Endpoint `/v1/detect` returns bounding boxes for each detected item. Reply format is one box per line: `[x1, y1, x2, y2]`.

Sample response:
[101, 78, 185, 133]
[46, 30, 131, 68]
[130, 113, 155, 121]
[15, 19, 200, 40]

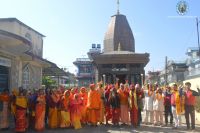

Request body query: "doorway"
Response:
[116, 74, 126, 85]
[0, 65, 9, 92]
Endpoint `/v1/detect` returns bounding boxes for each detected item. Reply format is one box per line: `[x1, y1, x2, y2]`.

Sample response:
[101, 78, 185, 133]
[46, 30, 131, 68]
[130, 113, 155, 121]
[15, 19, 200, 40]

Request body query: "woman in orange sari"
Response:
[118, 83, 129, 125]
[70, 94, 82, 129]
[59, 90, 71, 128]
[35, 89, 46, 131]
[79, 87, 88, 124]
[15, 89, 28, 133]
[0, 89, 10, 130]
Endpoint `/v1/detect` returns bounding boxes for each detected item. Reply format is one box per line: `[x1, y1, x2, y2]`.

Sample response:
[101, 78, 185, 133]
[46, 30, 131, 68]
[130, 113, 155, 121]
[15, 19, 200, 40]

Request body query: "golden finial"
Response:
[117, 0, 120, 14]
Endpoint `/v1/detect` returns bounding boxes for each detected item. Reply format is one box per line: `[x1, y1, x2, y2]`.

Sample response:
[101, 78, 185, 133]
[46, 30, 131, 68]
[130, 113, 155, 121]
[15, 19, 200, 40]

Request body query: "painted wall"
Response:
[183, 77, 200, 91]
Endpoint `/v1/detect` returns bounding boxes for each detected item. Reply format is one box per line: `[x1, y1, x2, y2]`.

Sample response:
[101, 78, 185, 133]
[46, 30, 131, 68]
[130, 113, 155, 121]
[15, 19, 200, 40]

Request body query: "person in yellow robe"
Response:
[59, 90, 71, 128]
[87, 84, 101, 126]
[171, 84, 185, 129]
[10, 88, 18, 122]
[48, 89, 60, 129]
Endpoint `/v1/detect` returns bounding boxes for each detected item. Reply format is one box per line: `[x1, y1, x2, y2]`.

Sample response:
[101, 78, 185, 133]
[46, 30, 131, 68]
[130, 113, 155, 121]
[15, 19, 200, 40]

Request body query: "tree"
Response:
[42, 76, 56, 89]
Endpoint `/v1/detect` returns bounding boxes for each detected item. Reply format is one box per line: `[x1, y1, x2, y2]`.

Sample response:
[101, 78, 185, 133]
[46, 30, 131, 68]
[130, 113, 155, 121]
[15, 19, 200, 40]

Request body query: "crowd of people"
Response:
[0, 81, 200, 132]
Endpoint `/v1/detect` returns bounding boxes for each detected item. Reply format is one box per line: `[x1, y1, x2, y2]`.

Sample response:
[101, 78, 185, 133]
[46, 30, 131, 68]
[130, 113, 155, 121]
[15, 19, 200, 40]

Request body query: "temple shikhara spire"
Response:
[117, 0, 120, 14]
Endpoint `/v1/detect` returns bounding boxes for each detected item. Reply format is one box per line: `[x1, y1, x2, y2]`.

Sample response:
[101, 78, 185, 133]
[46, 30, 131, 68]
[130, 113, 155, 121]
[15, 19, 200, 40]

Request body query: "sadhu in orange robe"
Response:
[87, 84, 101, 126]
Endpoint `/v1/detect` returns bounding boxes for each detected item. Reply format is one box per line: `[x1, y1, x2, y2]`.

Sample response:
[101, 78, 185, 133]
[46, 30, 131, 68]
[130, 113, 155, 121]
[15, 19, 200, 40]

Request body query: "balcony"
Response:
[0, 29, 31, 55]
[76, 73, 94, 78]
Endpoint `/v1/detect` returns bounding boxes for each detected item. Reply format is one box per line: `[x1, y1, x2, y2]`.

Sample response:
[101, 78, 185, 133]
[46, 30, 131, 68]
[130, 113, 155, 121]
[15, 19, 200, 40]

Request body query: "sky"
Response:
[0, 0, 200, 74]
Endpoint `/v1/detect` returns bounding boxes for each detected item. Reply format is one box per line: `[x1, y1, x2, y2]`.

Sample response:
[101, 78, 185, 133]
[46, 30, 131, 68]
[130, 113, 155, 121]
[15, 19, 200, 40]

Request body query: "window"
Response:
[22, 66, 30, 89]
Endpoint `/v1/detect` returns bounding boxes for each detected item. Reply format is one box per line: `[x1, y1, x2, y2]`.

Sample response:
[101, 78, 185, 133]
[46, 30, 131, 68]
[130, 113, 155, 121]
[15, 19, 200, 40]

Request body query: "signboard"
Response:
[0, 57, 11, 67]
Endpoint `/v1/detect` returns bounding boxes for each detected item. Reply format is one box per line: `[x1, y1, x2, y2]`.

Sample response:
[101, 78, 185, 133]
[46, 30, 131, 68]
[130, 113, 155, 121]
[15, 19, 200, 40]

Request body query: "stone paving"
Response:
[3, 114, 200, 133]
[3, 122, 200, 133]
[3, 124, 200, 133]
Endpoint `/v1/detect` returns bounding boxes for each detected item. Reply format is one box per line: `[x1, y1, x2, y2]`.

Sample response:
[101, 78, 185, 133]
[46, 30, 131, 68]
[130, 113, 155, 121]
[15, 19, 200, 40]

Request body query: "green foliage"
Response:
[195, 96, 200, 113]
[42, 76, 56, 89]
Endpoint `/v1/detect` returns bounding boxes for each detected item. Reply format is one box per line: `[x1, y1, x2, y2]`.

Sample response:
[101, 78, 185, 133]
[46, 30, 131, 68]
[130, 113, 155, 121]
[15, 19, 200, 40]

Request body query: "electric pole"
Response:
[165, 56, 168, 85]
[196, 17, 200, 58]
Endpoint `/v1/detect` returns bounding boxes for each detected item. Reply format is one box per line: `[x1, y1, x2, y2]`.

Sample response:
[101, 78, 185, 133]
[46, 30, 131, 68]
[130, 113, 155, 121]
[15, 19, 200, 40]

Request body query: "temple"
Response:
[90, 10, 150, 85]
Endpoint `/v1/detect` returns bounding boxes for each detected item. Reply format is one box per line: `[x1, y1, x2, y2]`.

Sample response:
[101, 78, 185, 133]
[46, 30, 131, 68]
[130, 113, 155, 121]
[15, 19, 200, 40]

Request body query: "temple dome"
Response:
[104, 14, 135, 53]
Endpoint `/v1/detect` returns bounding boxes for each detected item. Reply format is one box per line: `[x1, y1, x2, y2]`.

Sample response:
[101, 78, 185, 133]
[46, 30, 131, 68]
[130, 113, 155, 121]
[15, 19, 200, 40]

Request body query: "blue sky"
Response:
[0, 0, 200, 73]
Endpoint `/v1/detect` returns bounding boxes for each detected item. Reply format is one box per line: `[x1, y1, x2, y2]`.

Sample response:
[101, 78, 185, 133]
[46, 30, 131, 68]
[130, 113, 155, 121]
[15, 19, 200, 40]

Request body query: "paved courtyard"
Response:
[3, 123, 200, 133]
[4, 114, 200, 133]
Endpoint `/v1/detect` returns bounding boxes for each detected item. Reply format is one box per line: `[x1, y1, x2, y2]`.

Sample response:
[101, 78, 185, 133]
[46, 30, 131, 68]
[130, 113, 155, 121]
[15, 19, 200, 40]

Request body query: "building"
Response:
[146, 71, 161, 84]
[73, 43, 101, 87]
[149, 47, 200, 87]
[90, 11, 149, 85]
[73, 58, 95, 87]
[183, 47, 200, 89]
[0, 18, 66, 92]
[158, 60, 188, 86]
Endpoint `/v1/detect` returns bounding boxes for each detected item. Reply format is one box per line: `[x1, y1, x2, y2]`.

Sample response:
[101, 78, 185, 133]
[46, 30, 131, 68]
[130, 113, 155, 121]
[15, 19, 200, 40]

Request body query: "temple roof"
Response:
[104, 14, 135, 53]
[92, 52, 149, 66]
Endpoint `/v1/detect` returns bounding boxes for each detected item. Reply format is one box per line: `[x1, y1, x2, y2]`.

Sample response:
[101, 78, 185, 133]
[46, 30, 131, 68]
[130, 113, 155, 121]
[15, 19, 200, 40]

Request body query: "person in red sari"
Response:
[129, 84, 138, 128]
[104, 85, 112, 125]
[87, 84, 101, 126]
[0, 89, 10, 130]
[59, 90, 71, 128]
[15, 89, 28, 133]
[56, 89, 63, 129]
[136, 84, 144, 127]
[70, 94, 82, 129]
[69, 88, 77, 101]
[97, 82, 105, 125]
[79, 87, 88, 125]
[48, 89, 60, 129]
[109, 86, 120, 126]
[35, 89, 46, 131]
[27, 89, 37, 130]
